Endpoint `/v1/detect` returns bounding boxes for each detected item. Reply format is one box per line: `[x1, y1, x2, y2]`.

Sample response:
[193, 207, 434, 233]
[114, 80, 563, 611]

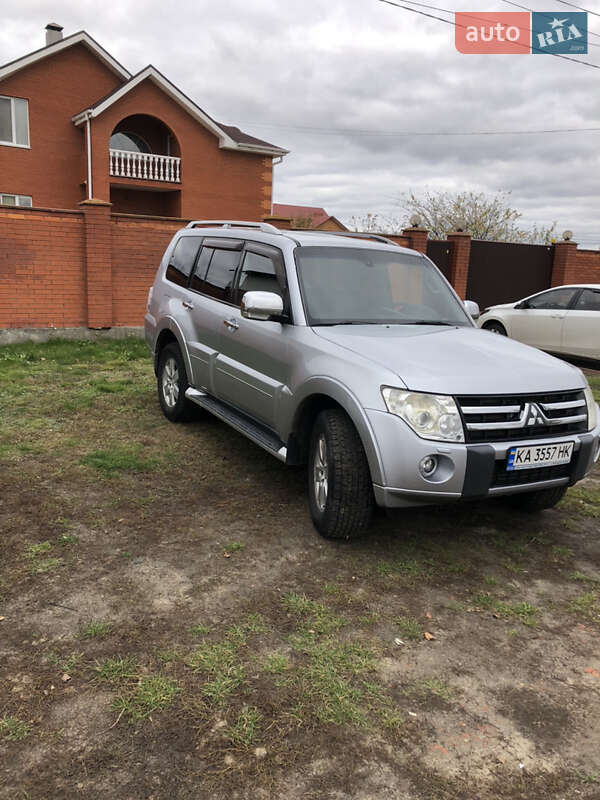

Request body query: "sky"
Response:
[2, 0, 599, 246]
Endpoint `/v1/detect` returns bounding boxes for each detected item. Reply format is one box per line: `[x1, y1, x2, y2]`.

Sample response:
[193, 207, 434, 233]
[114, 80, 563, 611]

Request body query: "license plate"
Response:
[507, 441, 574, 471]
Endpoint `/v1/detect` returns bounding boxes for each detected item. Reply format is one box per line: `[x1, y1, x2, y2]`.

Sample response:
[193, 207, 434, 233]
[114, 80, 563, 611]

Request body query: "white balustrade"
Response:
[109, 149, 181, 183]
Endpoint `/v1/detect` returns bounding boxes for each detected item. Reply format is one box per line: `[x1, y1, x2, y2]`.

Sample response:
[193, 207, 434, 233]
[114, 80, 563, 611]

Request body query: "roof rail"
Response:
[290, 229, 400, 246]
[185, 220, 282, 234]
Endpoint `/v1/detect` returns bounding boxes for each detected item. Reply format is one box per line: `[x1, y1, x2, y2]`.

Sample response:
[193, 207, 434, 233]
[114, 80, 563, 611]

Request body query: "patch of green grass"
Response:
[26, 541, 52, 558]
[89, 378, 135, 394]
[80, 446, 157, 475]
[471, 592, 538, 626]
[407, 678, 454, 703]
[571, 571, 600, 585]
[57, 533, 79, 546]
[95, 656, 138, 683]
[552, 545, 574, 560]
[228, 706, 261, 747]
[297, 640, 375, 727]
[263, 652, 290, 674]
[190, 623, 211, 636]
[80, 620, 112, 639]
[483, 576, 498, 586]
[25, 541, 61, 574]
[562, 486, 600, 518]
[0, 338, 148, 367]
[46, 651, 83, 673]
[394, 615, 422, 641]
[322, 582, 342, 596]
[569, 592, 600, 622]
[0, 716, 30, 741]
[282, 592, 345, 635]
[358, 611, 380, 626]
[375, 558, 427, 579]
[223, 541, 245, 555]
[112, 674, 181, 721]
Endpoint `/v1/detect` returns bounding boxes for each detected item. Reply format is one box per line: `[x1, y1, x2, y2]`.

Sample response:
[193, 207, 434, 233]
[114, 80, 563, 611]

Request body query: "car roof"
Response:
[179, 224, 420, 257]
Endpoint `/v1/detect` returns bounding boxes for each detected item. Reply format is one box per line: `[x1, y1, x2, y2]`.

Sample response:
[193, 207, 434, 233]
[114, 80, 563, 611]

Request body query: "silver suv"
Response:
[145, 221, 600, 539]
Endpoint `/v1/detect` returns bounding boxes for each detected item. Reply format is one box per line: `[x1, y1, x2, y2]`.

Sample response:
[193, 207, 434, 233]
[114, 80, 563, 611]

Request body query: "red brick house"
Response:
[273, 203, 348, 231]
[0, 24, 287, 218]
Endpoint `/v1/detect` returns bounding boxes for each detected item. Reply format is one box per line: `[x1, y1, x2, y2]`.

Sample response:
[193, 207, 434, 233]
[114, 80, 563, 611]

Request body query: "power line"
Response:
[499, 0, 600, 41]
[377, 0, 600, 68]
[555, 0, 600, 17]
[241, 121, 600, 136]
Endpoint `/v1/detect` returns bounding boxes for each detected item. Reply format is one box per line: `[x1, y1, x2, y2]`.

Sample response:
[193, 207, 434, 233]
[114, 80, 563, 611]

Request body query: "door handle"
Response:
[223, 318, 239, 331]
[550, 314, 563, 319]
[182, 299, 194, 310]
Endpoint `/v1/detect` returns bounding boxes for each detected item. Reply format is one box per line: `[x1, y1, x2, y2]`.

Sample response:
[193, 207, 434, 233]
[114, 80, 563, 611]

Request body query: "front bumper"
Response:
[366, 407, 600, 509]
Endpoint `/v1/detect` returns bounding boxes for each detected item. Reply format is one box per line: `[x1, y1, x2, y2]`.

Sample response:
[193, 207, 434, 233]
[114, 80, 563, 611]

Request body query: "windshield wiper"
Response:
[313, 321, 377, 326]
[402, 320, 460, 326]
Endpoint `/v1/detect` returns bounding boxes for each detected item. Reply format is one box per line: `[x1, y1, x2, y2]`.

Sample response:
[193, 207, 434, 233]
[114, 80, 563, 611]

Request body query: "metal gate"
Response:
[466, 240, 553, 311]
[426, 240, 451, 280]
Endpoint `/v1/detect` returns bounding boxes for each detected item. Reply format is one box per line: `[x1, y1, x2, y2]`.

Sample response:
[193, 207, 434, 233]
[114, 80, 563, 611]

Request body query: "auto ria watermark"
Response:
[455, 11, 588, 55]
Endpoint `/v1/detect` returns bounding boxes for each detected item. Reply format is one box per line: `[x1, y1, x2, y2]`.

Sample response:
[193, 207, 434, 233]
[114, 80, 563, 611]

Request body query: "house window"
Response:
[109, 131, 150, 153]
[1, 194, 32, 207]
[0, 96, 30, 147]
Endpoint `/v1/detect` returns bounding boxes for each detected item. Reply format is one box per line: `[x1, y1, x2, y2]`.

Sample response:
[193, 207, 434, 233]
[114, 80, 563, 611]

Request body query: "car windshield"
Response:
[294, 246, 471, 326]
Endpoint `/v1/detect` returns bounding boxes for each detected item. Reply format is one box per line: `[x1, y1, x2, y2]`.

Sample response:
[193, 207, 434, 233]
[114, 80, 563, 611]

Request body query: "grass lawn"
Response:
[1, 339, 599, 799]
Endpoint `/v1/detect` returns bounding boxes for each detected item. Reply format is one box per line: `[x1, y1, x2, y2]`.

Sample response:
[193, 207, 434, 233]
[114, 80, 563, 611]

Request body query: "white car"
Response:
[478, 284, 600, 362]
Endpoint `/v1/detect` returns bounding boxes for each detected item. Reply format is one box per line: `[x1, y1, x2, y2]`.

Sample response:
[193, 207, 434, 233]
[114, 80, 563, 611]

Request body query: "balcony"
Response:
[109, 149, 181, 183]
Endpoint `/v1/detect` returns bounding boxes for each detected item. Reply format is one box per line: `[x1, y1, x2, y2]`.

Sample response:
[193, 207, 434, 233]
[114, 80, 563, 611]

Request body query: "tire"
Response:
[308, 409, 374, 540]
[483, 321, 507, 336]
[157, 343, 196, 423]
[504, 485, 567, 512]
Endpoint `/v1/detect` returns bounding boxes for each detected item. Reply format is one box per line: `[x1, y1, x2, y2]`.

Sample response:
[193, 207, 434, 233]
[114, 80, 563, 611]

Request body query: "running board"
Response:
[185, 388, 287, 462]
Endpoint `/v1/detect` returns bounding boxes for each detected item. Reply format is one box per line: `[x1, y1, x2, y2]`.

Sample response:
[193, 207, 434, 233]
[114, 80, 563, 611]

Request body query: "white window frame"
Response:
[0, 95, 30, 148]
[1, 193, 32, 207]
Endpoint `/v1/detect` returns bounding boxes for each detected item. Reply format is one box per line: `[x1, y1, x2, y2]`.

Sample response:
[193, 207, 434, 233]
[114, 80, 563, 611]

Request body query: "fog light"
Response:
[419, 455, 438, 477]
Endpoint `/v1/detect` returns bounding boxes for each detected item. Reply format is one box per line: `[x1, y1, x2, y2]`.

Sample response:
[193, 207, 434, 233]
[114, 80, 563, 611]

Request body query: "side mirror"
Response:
[515, 300, 528, 310]
[464, 300, 480, 320]
[241, 291, 284, 321]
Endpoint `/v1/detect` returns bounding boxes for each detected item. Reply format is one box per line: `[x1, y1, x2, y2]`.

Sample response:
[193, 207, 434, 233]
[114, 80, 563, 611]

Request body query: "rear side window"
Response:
[574, 288, 600, 311]
[165, 237, 200, 287]
[192, 248, 241, 303]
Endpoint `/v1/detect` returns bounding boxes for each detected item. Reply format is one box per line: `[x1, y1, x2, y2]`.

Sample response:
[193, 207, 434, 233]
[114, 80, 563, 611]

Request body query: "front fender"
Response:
[285, 376, 387, 486]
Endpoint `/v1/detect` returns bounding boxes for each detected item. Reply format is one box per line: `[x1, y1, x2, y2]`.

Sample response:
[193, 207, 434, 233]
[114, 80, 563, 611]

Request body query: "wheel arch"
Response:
[285, 379, 386, 486]
[153, 319, 193, 381]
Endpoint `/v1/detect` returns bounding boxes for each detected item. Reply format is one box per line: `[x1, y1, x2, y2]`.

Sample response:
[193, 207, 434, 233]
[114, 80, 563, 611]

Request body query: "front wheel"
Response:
[308, 409, 374, 540]
[503, 485, 567, 512]
[483, 321, 507, 336]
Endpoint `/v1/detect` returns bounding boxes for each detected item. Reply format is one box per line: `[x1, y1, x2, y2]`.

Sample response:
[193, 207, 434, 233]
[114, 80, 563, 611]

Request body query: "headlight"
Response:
[381, 388, 464, 442]
[584, 385, 598, 431]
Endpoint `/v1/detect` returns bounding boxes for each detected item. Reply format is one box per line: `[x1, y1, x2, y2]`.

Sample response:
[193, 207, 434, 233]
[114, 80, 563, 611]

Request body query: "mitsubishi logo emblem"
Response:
[524, 402, 545, 426]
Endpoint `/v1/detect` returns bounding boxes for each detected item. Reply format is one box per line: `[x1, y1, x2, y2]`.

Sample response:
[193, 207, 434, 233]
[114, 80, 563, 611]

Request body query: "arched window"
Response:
[109, 131, 151, 153]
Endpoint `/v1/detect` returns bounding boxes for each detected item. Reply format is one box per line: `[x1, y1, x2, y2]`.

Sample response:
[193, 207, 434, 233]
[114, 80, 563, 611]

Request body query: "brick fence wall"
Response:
[1, 206, 599, 330]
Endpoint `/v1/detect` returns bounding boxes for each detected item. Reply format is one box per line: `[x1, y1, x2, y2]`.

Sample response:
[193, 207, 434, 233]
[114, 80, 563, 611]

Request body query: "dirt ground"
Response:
[1, 339, 599, 800]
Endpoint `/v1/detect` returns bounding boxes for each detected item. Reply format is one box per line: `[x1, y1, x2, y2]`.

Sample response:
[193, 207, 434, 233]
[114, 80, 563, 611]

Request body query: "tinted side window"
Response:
[165, 237, 200, 287]
[195, 248, 240, 303]
[190, 247, 214, 293]
[237, 252, 282, 299]
[527, 288, 577, 310]
[574, 289, 600, 311]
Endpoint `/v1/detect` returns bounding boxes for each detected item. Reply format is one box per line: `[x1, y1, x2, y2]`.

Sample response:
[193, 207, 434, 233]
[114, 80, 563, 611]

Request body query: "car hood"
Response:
[483, 301, 515, 312]
[313, 325, 585, 395]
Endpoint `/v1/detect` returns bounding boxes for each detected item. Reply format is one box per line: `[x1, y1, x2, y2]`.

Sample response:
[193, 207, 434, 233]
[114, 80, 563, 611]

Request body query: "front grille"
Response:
[456, 390, 587, 444]
[492, 461, 571, 488]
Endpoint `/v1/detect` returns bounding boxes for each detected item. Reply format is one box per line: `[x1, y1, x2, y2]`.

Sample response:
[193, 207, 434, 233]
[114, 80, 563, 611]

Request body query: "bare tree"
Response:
[350, 213, 403, 234]
[398, 190, 556, 243]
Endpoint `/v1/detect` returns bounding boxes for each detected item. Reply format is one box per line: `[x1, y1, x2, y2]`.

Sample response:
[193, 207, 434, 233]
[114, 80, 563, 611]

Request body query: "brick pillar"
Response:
[401, 226, 428, 253]
[551, 239, 578, 287]
[447, 231, 471, 299]
[80, 199, 113, 329]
